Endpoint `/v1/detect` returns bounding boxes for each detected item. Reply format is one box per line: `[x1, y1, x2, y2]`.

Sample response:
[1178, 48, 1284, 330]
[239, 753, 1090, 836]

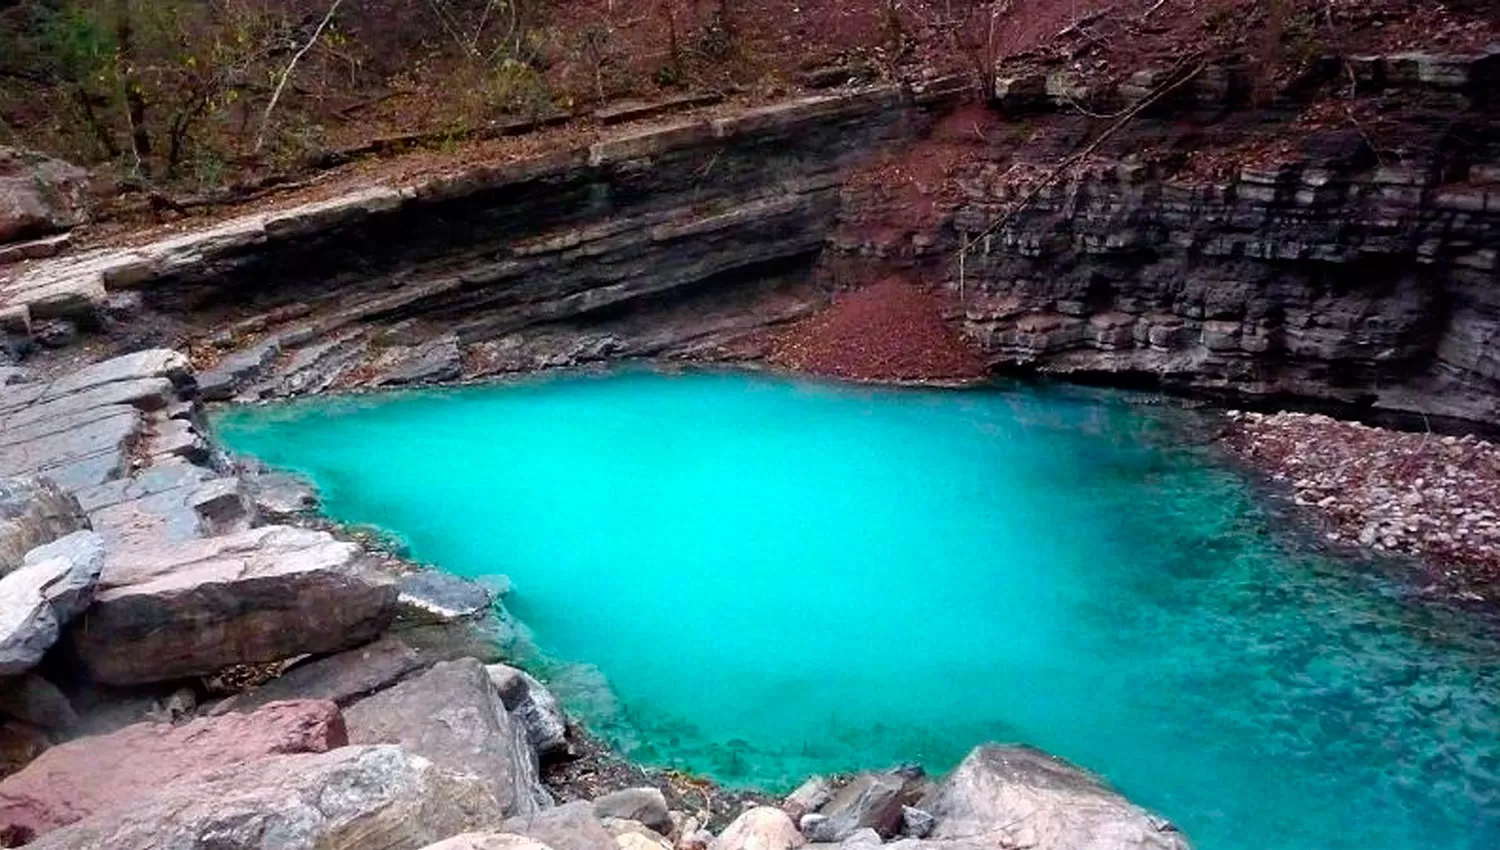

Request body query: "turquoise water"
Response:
[215, 370, 1500, 850]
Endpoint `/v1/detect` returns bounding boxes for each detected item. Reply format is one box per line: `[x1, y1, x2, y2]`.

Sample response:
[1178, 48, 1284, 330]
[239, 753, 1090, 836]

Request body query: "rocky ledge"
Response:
[0, 347, 1194, 850]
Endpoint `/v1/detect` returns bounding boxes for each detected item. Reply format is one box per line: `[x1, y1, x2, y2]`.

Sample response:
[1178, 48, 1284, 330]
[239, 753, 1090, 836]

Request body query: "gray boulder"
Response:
[504, 800, 617, 850]
[345, 658, 550, 817]
[0, 148, 88, 245]
[398, 570, 495, 625]
[801, 770, 917, 842]
[69, 525, 398, 684]
[0, 530, 104, 675]
[921, 745, 1191, 850]
[594, 787, 672, 835]
[487, 662, 571, 758]
[0, 477, 86, 576]
[25, 744, 504, 850]
[784, 776, 833, 821]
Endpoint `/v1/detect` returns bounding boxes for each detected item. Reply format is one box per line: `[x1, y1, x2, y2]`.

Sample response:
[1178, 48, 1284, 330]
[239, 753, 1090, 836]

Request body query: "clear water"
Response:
[214, 370, 1500, 850]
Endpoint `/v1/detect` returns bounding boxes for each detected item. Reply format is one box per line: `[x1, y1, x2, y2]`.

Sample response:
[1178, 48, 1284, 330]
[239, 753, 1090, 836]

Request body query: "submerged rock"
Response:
[921, 745, 1190, 849]
[345, 658, 550, 816]
[24, 744, 503, 850]
[398, 570, 496, 625]
[0, 699, 346, 841]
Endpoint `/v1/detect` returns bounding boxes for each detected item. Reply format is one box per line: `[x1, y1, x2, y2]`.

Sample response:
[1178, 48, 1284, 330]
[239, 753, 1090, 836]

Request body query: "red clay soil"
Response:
[769, 278, 987, 382]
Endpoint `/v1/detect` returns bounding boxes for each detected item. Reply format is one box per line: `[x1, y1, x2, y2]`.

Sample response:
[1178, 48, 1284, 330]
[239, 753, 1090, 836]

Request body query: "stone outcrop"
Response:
[0, 149, 88, 246]
[345, 658, 550, 817]
[70, 524, 398, 684]
[0, 699, 346, 841]
[24, 744, 505, 850]
[919, 745, 1188, 850]
[592, 788, 672, 836]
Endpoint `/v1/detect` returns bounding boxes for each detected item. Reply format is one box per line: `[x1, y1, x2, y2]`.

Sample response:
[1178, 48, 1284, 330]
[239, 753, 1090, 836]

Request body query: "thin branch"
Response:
[957, 57, 1207, 266]
[254, 0, 345, 153]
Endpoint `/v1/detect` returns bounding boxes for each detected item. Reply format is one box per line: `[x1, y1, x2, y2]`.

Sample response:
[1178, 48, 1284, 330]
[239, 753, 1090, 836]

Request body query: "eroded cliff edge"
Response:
[3, 48, 1500, 428]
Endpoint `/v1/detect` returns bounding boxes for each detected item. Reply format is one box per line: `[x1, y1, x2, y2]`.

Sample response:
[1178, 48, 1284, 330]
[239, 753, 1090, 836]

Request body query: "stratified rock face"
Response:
[345, 658, 549, 817]
[0, 148, 88, 245]
[709, 807, 806, 850]
[0, 477, 86, 575]
[920, 745, 1190, 850]
[23, 744, 504, 850]
[68, 525, 398, 685]
[0, 699, 346, 841]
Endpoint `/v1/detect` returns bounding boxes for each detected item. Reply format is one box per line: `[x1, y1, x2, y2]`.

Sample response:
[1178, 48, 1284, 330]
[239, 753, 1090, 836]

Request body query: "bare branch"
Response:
[254, 0, 345, 153]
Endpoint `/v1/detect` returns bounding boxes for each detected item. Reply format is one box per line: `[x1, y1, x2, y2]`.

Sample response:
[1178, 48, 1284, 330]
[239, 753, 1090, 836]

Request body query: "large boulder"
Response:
[0, 699, 346, 840]
[345, 657, 550, 817]
[503, 800, 617, 850]
[593, 787, 672, 835]
[800, 771, 916, 842]
[710, 807, 805, 850]
[487, 662, 570, 758]
[920, 745, 1191, 850]
[0, 477, 85, 576]
[24, 744, 504, 850]
[68, 525, 398, 684]
[0, 149, 88, 245]
[0, 530, 104, 675]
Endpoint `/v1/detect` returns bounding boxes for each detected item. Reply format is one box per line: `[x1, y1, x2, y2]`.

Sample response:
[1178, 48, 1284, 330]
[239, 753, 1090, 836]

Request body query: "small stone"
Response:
[595, 788, 673, 836]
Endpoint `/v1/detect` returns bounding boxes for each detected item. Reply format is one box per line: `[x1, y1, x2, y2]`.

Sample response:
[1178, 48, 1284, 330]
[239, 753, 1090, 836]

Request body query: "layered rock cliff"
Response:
[829, 50, 1500, 427]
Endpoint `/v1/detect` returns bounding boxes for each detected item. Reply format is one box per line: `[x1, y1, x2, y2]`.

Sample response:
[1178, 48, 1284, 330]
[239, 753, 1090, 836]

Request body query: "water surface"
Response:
[215, 370, 1500, 850]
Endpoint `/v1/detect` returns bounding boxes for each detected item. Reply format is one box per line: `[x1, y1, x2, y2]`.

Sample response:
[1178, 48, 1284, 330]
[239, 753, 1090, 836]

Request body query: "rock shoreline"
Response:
[0, 348, 1195, 850]
[1221, 410, 1500, 601]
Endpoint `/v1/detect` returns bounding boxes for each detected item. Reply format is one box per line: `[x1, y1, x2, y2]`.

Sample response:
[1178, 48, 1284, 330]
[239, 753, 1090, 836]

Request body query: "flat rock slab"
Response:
[39, 349, 189, 400]
[69, 525, 398, 685]
[0, 411, 141, 479]
[24, 744, 505, 850]
[345, 658, 548, 817]
[0, 699, 345, 840]
[921, 745, 1191, 850]
[1, 377, 173, 430]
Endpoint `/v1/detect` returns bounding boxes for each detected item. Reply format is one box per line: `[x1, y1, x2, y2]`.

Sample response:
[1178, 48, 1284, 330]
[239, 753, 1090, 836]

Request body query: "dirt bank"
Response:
[767, 279, 987, 382]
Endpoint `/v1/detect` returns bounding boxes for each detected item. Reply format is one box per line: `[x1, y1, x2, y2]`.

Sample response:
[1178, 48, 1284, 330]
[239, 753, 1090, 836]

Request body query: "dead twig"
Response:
[956, 56, 1208, 275]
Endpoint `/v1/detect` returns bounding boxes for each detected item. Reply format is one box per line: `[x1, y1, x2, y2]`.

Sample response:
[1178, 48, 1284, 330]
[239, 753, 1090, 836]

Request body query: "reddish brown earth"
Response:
[0, 700, 346, 844]
[768, 278, 987, 382]
[1223, 411, 1500, 598]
